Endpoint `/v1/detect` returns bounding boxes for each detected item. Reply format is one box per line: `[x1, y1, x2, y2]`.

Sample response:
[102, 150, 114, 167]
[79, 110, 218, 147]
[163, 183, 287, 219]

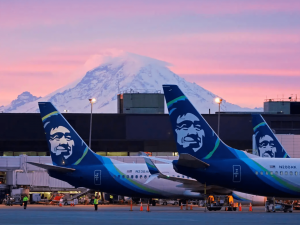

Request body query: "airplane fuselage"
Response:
[174, 152, 300, 199]
[50, 161, 204, 199]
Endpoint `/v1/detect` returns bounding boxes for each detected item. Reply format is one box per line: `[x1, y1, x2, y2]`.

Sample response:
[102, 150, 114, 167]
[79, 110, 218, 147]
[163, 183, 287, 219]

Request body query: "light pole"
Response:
[214, 97, 223, 137]
[89, 98, 96, 148]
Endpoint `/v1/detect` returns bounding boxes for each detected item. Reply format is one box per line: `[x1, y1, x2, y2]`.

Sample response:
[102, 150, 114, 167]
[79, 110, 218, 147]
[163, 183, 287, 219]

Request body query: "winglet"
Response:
[139, 152, 161, 175]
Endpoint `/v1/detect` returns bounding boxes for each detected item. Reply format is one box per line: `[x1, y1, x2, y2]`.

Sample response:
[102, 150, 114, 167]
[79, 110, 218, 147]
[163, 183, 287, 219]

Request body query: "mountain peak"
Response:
[4, 91, 41, 112]
[3, 52, 262, 113]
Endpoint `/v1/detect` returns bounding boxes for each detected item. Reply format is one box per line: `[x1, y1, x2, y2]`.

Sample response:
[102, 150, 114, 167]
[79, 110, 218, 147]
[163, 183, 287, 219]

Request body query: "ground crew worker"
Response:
[23, 195, 29, 209]
[94, 196, 99, 211]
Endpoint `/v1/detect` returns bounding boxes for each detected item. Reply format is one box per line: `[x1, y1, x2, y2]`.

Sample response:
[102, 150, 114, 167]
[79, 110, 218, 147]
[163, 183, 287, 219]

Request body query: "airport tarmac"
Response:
[1, 205, 300, 225]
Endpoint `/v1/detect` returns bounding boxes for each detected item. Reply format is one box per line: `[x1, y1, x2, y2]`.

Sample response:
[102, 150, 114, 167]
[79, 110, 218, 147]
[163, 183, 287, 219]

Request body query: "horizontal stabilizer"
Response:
[177, 153, 210, 169]
[27, 162, 75, 173]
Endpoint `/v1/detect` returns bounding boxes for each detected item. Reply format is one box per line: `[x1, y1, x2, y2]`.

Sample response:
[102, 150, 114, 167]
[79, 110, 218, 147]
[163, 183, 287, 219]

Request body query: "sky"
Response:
[0, 0, 300, 108]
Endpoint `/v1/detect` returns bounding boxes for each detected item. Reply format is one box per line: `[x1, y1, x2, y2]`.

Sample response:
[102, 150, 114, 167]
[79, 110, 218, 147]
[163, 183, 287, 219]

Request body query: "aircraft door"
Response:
[233, 165, 241, 182]
[94, 170, 101, 185]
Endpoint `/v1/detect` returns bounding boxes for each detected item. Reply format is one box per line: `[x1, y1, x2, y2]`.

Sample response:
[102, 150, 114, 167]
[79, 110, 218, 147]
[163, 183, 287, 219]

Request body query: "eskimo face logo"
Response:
[258, 135, 276, 158]
[49, 126, 74, 159]
[175, 113, 205, 152]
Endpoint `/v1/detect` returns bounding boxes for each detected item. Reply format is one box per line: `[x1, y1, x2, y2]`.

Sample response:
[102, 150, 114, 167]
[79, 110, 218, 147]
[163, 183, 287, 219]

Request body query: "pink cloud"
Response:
[1, 0, 300, 28]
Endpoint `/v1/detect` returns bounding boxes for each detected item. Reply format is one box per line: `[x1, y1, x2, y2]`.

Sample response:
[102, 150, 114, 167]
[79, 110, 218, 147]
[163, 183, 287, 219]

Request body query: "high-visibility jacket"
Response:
[23, 196, 29, 202]
[94, 199, 98, 204]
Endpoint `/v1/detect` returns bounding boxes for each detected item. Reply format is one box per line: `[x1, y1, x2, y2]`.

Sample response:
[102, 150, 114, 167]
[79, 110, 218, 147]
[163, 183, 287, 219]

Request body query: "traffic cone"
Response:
[140, 202, 143, 211]
[249, 203, 252, 212]
[59, 203, 62, 207]
[239, 203, 242, 211]
[180, 203, 183, 210]
[147, 203, 150, 212]
[129, 200, 133, 211]
[225, 207, 228, 211]
[190, 205, 193, 210]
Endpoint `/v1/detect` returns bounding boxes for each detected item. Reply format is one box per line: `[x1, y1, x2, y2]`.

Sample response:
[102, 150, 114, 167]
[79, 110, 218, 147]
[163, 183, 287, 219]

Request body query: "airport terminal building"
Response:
[1, 112, 300, 157]
[0, 93, 300, 202]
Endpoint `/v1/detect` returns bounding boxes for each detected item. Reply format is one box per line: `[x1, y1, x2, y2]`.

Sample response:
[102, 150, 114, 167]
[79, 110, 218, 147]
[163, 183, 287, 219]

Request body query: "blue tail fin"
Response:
[252, 114, 290, 158]
[38, 102, 100, 166]
[163, 85, 236, 160]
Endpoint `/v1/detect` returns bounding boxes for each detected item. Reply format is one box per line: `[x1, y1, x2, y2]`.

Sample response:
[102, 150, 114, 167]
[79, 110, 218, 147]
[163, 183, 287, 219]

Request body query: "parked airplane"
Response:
[162, 85, 300, 204]
[31, 102, 229, 203]
[141, 152, 266, 206]
[252, 114, 290, 158]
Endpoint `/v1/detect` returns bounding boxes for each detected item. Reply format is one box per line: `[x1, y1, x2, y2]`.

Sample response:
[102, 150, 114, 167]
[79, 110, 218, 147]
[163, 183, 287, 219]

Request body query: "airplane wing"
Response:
[140, 152, 231, 194]
[140, 152, 199, 185]
[27, 162, 76, 173]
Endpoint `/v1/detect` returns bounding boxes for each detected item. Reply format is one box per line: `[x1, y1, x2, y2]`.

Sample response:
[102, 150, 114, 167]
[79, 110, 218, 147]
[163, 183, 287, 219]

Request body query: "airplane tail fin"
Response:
[252, 114, 290, 158]
[162, 85, 236, 160]
[38, 102, 101, 167]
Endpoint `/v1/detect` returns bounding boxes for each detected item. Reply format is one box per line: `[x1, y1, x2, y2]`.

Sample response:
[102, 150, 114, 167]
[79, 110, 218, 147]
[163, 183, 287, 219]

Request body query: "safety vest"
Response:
[23, 196, 29, 202]
[94, 199, 98, 204]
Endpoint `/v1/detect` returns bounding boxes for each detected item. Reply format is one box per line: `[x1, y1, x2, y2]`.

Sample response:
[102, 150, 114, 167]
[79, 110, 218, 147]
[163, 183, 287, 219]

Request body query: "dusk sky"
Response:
[0, 0, 299, 108]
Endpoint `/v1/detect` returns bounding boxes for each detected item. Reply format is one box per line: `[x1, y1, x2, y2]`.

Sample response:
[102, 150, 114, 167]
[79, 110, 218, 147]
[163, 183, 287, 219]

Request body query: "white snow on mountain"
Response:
[2, 92, 41, 112]
[2, 52, 262, 114]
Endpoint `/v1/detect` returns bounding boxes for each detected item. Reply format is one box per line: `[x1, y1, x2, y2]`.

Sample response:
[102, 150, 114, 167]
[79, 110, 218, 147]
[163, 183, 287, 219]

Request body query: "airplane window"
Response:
[290, 171, 293, 175]
[270, 172, 273, 175]
[255, 171, 258, 175]
[118, 175, 120, 178]
[275, 171, 278, 175]
[260, 171, 263, 175]
[122, 175, 125, 178]
[187, 177, 189, 179]
[144, 175, 147, 179]
[127, 175, 129, 178]
[280, 171, 283, 175]
[182, 176, 185, 178]
[135, 175, 138, 179]
[265, 171, 268, 175]
[285, 171, 288, 175]
[177, 175, 180, 178]
[140, 175, 143, 179]
[131, 175, 134, 179]
[295, 172, 298, 175]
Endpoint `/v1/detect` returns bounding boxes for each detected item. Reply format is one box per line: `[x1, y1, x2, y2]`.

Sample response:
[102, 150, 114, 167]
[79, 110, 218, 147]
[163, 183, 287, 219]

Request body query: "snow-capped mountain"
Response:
[2, 91, 41, 112]
[2, 52, 262, 114]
